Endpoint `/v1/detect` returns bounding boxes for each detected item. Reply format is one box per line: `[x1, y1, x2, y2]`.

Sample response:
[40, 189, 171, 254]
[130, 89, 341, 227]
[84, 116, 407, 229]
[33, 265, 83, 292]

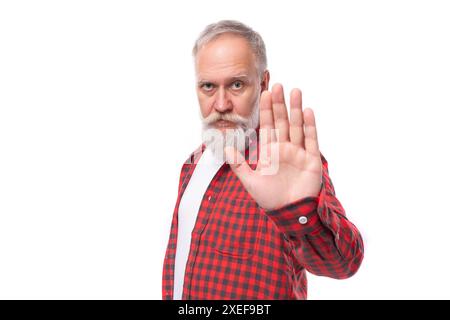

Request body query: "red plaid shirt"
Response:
[162, 138, 364, 300]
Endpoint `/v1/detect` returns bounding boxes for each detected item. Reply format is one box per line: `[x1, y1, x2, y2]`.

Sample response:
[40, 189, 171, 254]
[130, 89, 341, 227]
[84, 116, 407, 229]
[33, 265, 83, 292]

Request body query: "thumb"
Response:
[224, 146, 254, 186]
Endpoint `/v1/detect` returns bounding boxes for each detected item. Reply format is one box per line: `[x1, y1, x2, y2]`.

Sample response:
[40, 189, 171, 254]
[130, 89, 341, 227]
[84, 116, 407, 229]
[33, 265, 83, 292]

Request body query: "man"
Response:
[162, 20, 364, 300]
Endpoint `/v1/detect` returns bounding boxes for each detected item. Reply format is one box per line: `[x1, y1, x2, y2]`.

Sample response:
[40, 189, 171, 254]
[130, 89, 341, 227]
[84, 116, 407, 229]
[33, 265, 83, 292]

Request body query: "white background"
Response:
[1, 0, 449, 299]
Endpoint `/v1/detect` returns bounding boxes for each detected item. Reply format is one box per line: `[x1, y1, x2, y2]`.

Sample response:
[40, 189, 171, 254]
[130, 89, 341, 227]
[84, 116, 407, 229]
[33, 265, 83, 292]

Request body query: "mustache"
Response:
[202, 112, 249, 127]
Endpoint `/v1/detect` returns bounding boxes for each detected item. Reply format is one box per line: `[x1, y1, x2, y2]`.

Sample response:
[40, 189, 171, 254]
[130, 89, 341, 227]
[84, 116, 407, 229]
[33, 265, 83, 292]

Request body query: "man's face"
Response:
[195, 34, 264, 132]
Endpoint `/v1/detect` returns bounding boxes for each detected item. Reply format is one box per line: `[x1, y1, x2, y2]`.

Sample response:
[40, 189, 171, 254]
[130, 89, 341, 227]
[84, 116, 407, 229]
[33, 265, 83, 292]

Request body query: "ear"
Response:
[260, 70, 270, 92]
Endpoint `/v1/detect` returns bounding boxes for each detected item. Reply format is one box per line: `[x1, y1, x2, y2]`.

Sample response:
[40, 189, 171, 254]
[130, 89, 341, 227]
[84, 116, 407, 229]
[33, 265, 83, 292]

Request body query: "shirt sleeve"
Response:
[262, 154, 364, 279]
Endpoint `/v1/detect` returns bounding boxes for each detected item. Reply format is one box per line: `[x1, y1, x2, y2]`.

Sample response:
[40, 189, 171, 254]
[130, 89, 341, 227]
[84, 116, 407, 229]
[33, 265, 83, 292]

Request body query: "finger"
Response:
[303, 108, 320, 155]
[271, 83, 290, 142]
[224, 146, 255, 189]
[259, 90, 276, 143]
[289, 88, 304, 147]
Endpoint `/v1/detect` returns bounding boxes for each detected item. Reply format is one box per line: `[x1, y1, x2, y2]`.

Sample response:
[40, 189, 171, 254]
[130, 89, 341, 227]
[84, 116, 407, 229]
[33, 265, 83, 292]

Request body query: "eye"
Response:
[231, 80, 244, 90]
[201, 82, 214, 92]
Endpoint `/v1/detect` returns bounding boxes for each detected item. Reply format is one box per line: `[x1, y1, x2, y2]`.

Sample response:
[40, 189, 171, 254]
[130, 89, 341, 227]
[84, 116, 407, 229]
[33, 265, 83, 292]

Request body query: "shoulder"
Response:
[183, 143, 206, 165]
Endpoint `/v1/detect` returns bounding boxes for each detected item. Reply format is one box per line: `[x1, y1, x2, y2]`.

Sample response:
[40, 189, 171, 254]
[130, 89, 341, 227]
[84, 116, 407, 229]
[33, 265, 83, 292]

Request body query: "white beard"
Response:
[200, 101, 259, 162]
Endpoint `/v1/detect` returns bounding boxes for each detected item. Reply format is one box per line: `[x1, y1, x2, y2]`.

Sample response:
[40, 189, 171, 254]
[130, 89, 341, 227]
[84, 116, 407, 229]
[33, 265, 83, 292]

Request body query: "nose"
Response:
[213, 87, 232, 113]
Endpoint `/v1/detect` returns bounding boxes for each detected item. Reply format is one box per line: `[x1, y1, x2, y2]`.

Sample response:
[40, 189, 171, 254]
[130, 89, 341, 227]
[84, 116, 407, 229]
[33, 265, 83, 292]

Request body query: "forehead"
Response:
[195, 34, 258, 80]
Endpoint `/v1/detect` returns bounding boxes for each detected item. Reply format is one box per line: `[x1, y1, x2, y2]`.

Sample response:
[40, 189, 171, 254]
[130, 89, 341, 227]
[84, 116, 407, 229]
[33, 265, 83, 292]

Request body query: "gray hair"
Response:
[192, 20, 267, 78]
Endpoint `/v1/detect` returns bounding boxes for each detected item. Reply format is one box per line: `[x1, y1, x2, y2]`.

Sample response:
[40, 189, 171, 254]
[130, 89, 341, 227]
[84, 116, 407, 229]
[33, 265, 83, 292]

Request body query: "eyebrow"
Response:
[197, 74, 249, 85]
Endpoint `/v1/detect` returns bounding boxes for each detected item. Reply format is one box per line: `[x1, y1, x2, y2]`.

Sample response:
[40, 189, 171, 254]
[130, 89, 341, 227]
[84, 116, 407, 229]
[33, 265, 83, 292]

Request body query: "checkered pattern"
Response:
[162, 140, 364, 300]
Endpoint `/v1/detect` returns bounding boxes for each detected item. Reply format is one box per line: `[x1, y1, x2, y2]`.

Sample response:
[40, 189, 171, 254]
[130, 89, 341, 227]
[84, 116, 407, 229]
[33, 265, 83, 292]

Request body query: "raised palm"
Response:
[225, 84, 323, 210]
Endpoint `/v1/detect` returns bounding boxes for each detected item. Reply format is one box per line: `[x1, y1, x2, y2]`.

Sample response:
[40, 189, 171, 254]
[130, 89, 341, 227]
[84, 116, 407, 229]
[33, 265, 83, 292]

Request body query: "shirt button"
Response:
[298, 216, 308, 225]
[208, 195, 212, 201]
